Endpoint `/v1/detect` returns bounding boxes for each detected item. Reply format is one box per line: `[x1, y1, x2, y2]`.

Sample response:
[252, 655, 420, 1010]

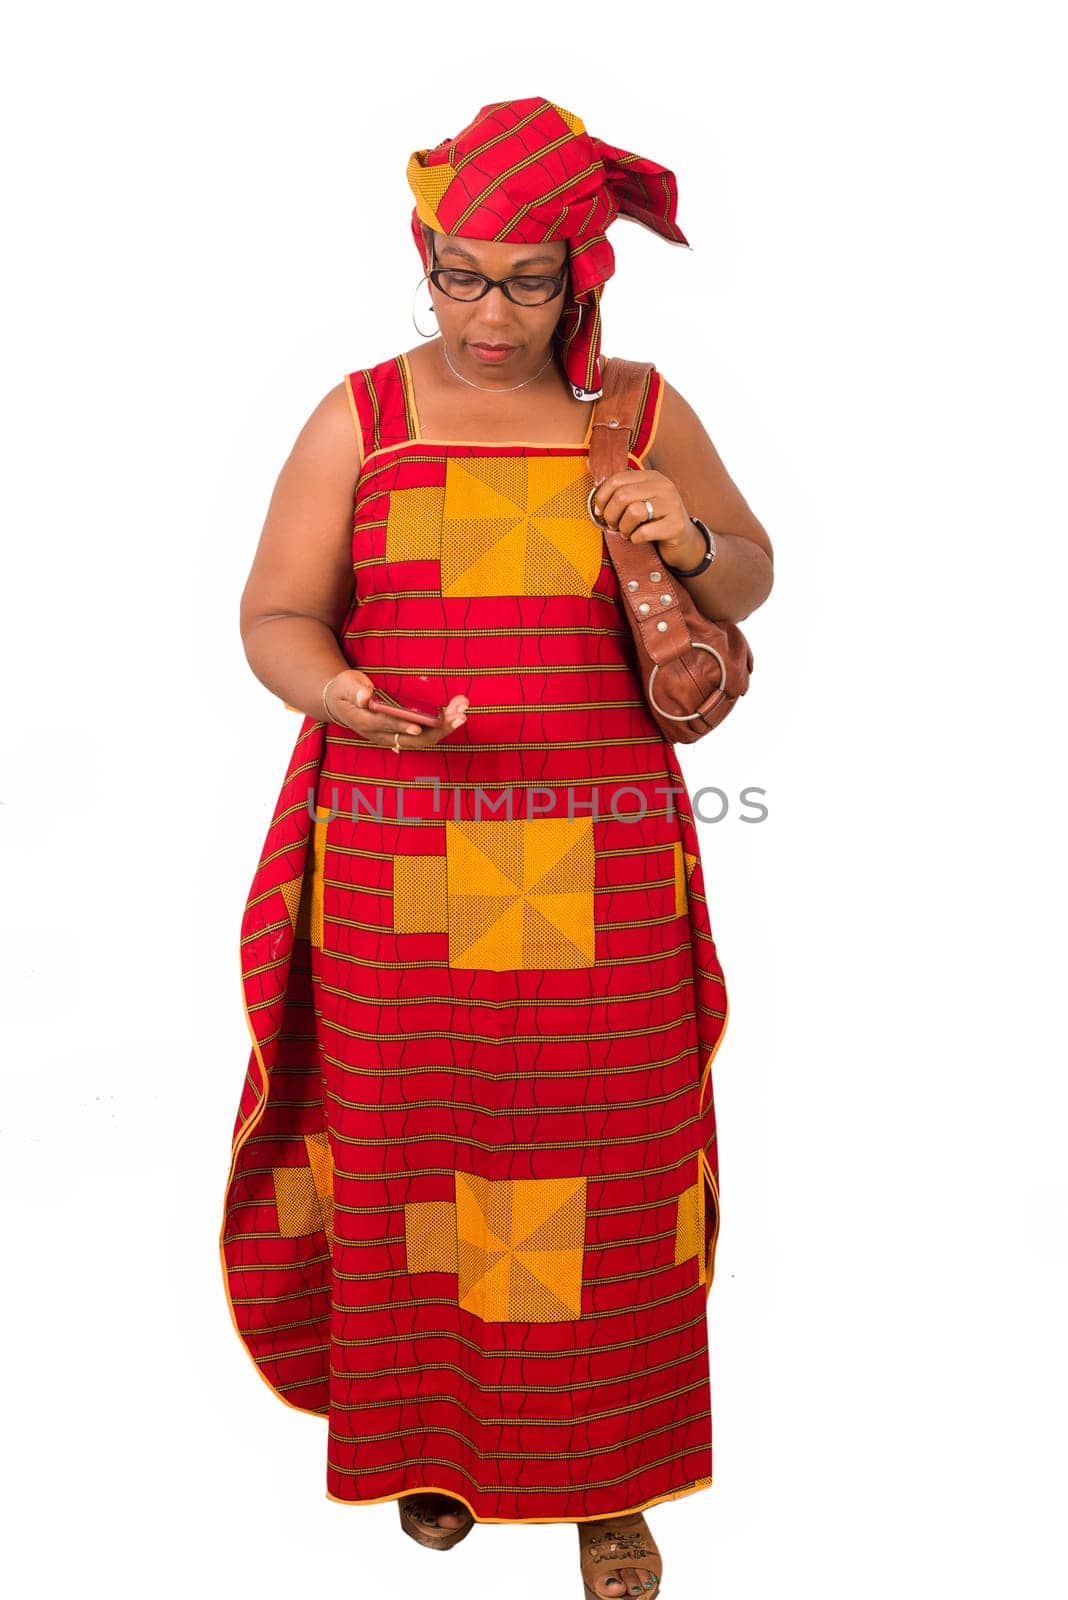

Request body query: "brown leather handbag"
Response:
[587, 356, 754, 744]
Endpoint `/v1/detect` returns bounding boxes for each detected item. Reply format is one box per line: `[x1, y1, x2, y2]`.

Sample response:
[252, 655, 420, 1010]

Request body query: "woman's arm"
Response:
[642, 379, 774, 625]
[239, 382, 362, 719]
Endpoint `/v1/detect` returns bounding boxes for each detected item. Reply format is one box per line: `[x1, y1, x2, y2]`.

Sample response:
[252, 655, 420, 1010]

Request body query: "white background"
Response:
[2, 2, 1065, 1596]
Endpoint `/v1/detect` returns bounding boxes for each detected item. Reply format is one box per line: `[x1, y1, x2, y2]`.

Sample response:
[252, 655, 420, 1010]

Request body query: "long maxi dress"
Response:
[219, 351, 730, 1523]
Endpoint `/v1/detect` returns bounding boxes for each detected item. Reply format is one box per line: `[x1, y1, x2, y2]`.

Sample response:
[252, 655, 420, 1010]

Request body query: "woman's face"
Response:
[422, 226, 570, 378]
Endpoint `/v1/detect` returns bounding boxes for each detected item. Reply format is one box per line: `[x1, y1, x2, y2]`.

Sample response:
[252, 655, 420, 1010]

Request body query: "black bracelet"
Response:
[660, 516, 717, 578]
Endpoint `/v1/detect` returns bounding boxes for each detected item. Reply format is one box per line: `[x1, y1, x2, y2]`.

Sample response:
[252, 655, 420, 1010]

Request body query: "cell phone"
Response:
[366, 689, 445, 727]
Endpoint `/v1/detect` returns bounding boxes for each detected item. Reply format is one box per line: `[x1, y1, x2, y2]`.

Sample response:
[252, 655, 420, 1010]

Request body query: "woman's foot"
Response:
[590, 1565, 660, 1597]
[398, 1489, 474, 1550]
[402, 1492, 469, 1531]
[578, 1512, 661, 1597]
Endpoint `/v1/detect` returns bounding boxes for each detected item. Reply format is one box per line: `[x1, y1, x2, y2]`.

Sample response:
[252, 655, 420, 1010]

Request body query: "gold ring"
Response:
[393, 731, 401, 754]
[643, 498, 655, 521]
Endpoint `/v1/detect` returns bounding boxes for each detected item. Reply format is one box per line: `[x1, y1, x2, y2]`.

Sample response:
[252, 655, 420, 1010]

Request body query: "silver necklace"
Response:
[441, 339, 555, 393]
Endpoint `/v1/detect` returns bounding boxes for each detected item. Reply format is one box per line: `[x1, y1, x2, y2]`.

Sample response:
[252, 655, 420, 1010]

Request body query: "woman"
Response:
[220, 97, 773, 1600]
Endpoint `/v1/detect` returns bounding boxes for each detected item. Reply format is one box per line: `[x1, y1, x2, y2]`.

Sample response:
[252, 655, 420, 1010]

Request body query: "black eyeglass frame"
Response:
[425, 235, 568, 307]
[427, 266, 568, 306]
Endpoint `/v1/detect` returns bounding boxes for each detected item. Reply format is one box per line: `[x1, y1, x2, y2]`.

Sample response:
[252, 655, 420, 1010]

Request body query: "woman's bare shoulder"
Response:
[643, 372, 727, 468]
[283, 378, 364, 479]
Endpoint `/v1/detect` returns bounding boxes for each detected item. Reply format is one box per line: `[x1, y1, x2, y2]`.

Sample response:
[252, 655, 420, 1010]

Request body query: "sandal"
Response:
[578, 1510, 662, 1599]
[398, 1491, 475, 1551]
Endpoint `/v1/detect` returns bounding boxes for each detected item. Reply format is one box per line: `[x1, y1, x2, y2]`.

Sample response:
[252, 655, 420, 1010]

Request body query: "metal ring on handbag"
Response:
[587, 484, 608, 529]
[647, 642, 727, 720]
[587, 484, 656, 534]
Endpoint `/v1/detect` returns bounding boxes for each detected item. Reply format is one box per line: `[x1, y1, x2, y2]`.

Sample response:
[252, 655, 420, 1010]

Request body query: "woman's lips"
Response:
[471, 342, 516, 363]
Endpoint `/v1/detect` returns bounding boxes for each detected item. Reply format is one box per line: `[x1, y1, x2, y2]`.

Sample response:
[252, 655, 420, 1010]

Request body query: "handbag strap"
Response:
[588, 356, 655, 484]
[588, 356, 698, 669]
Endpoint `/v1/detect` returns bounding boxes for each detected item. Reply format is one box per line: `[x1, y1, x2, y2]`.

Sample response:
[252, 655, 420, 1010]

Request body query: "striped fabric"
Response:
[406, 97, 689, 400]
[220, 353, 729, 1522]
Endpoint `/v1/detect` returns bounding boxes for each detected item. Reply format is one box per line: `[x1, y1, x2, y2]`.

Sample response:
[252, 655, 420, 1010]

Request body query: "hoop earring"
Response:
[556, 299, 584, 361]
[412, 275, 438, 338]
[559, 296, 584, 337]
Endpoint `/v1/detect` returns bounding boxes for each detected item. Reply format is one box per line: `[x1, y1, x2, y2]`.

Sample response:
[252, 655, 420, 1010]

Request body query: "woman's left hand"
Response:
[591, 469, 707, 571]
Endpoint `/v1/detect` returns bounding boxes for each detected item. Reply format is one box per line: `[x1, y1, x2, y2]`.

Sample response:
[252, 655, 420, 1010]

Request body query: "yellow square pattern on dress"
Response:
[455, 1172, 587, 1322]
[393, 854, 447, 932]
[445, 817, 595, 969]
[273, 1130, 334, 1244]
[405, 1200, 459, 1274]
[440, 456, 601, 596]
[672, 841, 698, 918]
[386, 484, 446, 562]
[288, 811, 328, 948]
[674, 1177, 703, 1281]
[273, 1164, 319, 1237]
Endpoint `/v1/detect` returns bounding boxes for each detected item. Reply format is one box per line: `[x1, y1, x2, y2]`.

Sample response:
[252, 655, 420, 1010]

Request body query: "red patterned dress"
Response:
[220, 351, 730, 1523]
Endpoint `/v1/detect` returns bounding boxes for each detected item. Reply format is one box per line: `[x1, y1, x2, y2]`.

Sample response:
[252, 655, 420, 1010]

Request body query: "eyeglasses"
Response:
[425, 235, 565, 307]
[425, 232, 567, 307]
[428, 265, 567, 307]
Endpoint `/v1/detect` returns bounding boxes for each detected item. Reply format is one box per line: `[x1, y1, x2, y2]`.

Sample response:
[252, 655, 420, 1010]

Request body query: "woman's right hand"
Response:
[323, 669, 469, 748]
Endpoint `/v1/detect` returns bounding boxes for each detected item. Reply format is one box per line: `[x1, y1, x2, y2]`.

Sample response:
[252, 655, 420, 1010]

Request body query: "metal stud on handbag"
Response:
[587, 356, 754, 744]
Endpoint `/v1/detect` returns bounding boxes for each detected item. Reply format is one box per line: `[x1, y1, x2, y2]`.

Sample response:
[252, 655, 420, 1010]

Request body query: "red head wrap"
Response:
[406, 97, 689, 401]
